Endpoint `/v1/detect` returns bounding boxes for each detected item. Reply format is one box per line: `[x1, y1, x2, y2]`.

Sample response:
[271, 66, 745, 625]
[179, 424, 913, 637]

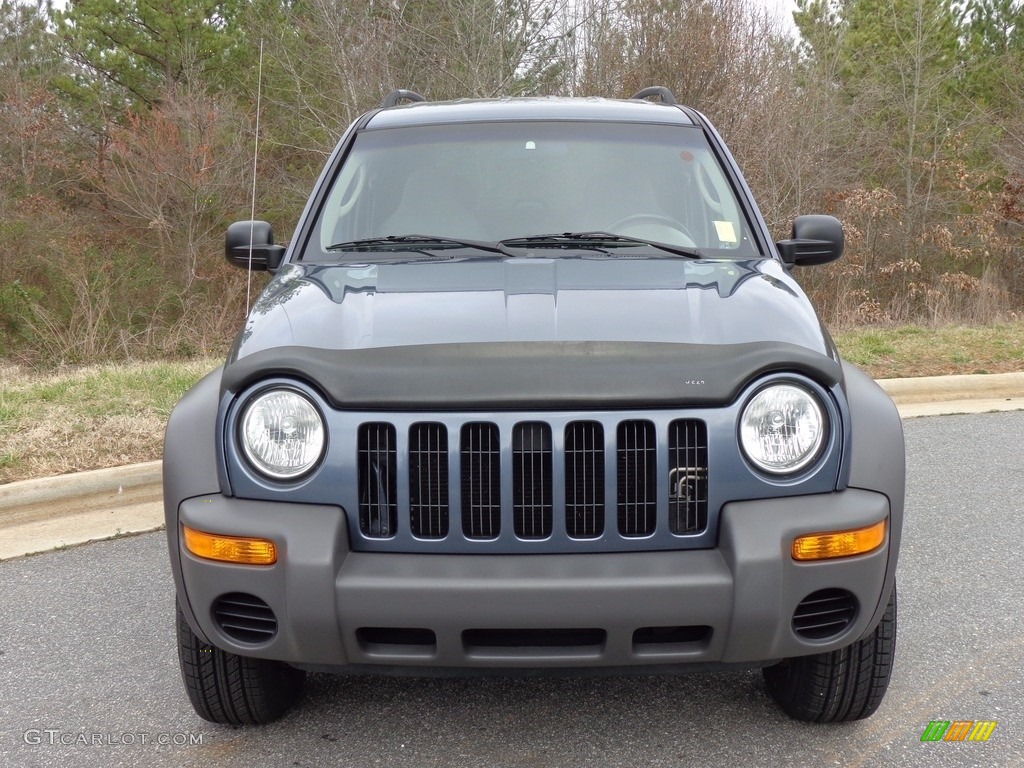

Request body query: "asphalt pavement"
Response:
[1, 411, 1021, 767]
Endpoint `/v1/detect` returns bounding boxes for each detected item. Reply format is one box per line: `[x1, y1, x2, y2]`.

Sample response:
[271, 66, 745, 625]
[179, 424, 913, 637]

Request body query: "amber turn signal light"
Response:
[182, 526, 277, 565]
[791, 520, 886, 561]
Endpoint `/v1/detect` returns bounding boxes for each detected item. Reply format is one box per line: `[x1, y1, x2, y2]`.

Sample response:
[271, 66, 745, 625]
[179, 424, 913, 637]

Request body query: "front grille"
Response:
[617, 420, 657, 537]
[512, 422, 553, 539]
[632, 625, 712, 651]
[463, 628, 606, 650]
[212, 593, 277, 644]
[358, 423, 397, 537]
[668, 418, 709, 534]
[461, 422, 501, 539]
[356, 417, 709, 548]
[409, 423, 448, 538]
[793, 589, 857, 639]
[357, 627, 437, 650]
[564, 421, 604, 538]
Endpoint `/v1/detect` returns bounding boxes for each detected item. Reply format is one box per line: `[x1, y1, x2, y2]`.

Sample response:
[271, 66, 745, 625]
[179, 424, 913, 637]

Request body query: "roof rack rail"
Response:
[630, 86, 677, 105]
[381, 89, 426, 108]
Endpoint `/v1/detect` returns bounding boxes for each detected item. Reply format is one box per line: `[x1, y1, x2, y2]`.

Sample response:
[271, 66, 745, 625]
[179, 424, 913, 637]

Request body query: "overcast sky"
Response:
[762, 0, 800, 35]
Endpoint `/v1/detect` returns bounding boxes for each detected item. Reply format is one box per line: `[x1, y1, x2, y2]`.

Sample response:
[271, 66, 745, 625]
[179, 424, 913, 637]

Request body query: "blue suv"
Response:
[164, 87, 904, 725]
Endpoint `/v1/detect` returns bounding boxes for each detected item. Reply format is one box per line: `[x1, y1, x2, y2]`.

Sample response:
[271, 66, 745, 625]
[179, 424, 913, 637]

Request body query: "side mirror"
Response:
[225, 220, 286, 272]
[775, 214, 843, 267]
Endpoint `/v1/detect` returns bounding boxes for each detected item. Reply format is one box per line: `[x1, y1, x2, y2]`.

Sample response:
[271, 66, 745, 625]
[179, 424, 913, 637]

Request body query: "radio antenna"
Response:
[246, 38, 265, 315]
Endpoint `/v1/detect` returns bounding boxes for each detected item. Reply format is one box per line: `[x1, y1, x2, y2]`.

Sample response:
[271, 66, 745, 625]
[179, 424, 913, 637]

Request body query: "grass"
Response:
[833, 322, 1024, 379]
[0, 358, 220, 485]
[1, 321, 1023, 484]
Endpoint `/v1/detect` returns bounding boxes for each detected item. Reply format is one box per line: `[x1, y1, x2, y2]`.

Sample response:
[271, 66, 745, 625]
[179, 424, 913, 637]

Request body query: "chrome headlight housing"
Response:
[239, 388, 326, 480]
[739, 383, 826, 475]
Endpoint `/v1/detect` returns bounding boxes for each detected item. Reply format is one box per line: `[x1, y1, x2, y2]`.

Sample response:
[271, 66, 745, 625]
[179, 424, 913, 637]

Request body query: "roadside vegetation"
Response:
[2, 323, 1023, 484]
[1, 0, 1023, 368]
[2, 0, 1023, 484]
[0, 358, 219, 484]
[837, 322, 1024, 378]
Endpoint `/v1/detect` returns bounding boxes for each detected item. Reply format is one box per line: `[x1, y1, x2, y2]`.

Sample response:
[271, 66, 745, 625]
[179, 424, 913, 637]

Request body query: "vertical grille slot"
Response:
[512, 422, 553, 539]
[668, 419, 708, 534]
[617, 420, 657, 537]
[461, 422, 501, 539]
[565, 421, 604, 538]
[409, 423, 449, 539]
[358, 422, 397, 538]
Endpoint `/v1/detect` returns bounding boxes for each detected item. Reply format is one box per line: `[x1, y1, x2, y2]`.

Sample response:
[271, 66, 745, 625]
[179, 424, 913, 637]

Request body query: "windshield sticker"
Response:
[714, 220, 737, 243]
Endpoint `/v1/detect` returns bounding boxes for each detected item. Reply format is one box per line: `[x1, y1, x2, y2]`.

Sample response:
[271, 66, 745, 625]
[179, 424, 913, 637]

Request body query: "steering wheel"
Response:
[608, 213, 697, 248]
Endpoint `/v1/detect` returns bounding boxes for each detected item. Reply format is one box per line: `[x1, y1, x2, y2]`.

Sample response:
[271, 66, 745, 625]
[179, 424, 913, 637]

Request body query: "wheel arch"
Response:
[841, 361, 905, 637]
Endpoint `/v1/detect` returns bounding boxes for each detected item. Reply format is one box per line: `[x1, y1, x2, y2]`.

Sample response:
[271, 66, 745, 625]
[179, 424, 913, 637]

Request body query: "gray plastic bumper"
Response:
[176, 488, 892, 669]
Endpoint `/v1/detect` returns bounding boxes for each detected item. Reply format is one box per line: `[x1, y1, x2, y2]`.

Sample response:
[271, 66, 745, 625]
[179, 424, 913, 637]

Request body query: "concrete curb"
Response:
[878, 371, 1024, 403]
[0, 461, 163, 561]
[2, 373, 1023, 561]
[877, 371, 1024, 418]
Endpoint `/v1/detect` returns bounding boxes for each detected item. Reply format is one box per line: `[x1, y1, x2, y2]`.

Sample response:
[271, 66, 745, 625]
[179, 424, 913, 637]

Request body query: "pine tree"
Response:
[53, 0, 246, 109]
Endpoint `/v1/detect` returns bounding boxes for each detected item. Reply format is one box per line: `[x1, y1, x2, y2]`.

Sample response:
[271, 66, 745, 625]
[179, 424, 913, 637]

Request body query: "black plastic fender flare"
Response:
[163, 366, 224, 641]
[841, 361, 905, 637]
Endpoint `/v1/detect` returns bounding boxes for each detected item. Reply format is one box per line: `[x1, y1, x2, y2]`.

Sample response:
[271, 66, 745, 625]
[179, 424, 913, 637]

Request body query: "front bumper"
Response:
[175, 488, 892, 670]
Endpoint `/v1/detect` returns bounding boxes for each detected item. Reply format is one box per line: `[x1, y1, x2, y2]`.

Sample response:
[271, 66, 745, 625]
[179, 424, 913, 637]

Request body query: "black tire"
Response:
[763, 582, 897, 723]
[176, 601, 305, 725]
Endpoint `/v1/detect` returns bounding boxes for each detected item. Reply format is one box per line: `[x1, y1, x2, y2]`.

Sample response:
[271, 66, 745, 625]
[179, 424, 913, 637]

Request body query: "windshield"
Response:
[309, 120, 761, 259]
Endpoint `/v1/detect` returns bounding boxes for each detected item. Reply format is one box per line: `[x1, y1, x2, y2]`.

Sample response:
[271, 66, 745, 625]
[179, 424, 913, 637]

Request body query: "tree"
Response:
[959, 0, 1024, 113]
[98, 84, 253, 290]
[791, 0, 1024, 325]
[0, 1, 66, 196]
[53, 0, 247, 109]
[382, 0, 565, 98]
[838, 0, 961, 203]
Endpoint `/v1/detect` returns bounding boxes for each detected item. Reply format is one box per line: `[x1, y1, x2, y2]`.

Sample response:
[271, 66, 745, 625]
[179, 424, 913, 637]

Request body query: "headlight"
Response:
[740, 383, 826, 475]
[239, 389, 326, 479]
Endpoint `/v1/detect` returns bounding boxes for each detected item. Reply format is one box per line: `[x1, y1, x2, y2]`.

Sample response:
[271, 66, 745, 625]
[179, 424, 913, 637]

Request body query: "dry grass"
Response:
[1, 322, 1023, 483]
[833, 322, 1024, 379]
[0, 359, 219, 485]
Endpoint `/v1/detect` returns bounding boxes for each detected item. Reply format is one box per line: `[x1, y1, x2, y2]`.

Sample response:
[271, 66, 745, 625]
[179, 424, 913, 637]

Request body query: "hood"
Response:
[231, 256, 835, 363]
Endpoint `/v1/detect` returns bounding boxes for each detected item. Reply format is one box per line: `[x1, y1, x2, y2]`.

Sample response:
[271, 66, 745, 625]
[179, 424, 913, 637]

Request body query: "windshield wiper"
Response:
[326, 234, 516, 257]
[501, 232, 702, 258]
